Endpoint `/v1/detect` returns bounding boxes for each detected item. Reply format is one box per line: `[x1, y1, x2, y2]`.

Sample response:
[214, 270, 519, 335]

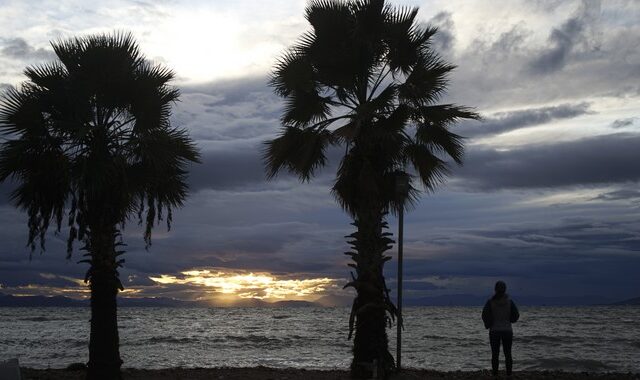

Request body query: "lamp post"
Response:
[395, 174, 410, 372]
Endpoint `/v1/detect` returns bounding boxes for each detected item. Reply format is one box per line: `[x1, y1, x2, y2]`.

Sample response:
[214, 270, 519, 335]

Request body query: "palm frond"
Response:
[129, 77, 180, 133]
[364, 83, 397, 117]
[412, 25, 438, 48]
[263, 126, 335, 181]
[306, 0, 353, 38]
[332, 147, 395, 215]
[0, 85, 43, 136]
[379, 103, 410, 133]
[417, 104, 480, 125]
[415, 123, 464, 164]
[24, 62, 68, 90]
[382, 170, 418, 214]
[403, 142, 449, 191]
[383, 6, 421, 73]
[304, 1, 365, 90]
[414, 104, 479, 164]
[269, 51, 315, 97]
[333, 120, 358, 142]
[397, 57, 454, 105]
[282, 90, 332, 127]
[0, 139, 71, 250]
[352, 0, 387, 39]
[135, 60, 176, 88]
[52, 31, 143, 76]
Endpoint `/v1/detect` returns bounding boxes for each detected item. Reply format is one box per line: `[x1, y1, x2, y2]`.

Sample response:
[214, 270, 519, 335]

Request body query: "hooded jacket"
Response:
[482, 294, 519, 331]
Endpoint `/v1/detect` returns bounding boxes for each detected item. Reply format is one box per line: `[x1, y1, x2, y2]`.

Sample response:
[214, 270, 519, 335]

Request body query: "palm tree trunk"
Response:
[87, 227, 122, 380]
[350, 206, 395, 379]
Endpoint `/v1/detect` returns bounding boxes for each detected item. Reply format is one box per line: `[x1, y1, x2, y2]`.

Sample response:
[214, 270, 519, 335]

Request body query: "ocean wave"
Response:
[23, 316, 51, 322]
[224, 334, 309, 348]
[131, 334, 311, 347]
[144, 336, 203, 345]
[421, 334, 483, 344]
[20, 315, 81, 322]
[518, 334, 585, 344]
[60, 338, 87, 348]
[522, 357, 615, 372]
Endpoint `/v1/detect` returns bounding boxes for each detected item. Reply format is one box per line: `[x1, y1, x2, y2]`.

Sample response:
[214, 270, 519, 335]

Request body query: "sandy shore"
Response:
[20, 367, 640, 379]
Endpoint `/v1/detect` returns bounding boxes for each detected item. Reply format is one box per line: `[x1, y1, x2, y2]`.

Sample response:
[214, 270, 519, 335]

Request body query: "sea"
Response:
[1, 306, 639, 372]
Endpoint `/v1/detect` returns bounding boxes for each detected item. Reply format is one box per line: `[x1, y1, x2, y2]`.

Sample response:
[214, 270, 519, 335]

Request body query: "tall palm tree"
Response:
[264, 0, 478, 377]
[0, 33, 199, 379]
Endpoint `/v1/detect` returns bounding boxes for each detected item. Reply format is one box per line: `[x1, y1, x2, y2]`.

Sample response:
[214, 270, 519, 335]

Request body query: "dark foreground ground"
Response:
[21, 368, 640, 380]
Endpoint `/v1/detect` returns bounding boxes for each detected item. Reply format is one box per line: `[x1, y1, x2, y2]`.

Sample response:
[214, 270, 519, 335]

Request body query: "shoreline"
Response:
[21, 367, 640, 379]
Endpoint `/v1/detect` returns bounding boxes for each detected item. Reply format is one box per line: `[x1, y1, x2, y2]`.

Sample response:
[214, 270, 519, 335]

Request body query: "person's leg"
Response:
[489, 331, 500, 376]
[503, 331, 514, 376]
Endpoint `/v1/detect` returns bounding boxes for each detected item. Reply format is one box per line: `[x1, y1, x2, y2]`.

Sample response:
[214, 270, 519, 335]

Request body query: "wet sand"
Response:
[21, 367, 640, 379]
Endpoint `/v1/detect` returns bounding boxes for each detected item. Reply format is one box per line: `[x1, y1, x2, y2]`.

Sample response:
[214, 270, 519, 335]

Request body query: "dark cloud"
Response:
[533, 20, 584, 73]
[0, 247, 83, 288]
[186, 143, 340, 191]
[130, 0, 170, 18]
[529, 0, 601, 74]
[173, 76, 283, 147]
[1, 37, 54, 61]
[181, 76, 272, 104]
[465, 219, 640, 253]
[611, 117, 637, 129]
[456, 133, 640, 190]
[187, 145, 266, 190]
[460, 102, 591, 138]
[593, 188, 640, 203]
[428, 12, 455, 53]
[0, 181, 16, 205]
[530, 0, 566, 12]
[490, 25, 528, 54]
[394, 213, 640, 297]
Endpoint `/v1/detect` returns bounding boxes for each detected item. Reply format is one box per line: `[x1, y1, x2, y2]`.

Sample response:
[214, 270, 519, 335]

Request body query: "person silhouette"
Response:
[482, 280, 519, 378]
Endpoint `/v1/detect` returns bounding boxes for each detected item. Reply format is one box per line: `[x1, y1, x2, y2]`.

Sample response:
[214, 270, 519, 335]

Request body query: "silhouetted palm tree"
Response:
[0, 33, 199, 379]
[264, 0, 478, 377]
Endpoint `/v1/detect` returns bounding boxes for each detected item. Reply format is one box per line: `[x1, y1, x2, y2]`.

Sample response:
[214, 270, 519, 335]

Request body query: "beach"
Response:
[20, 368, 640, 380]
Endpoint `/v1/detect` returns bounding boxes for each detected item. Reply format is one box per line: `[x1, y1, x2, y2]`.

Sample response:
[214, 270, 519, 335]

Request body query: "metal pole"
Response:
[396, 204, 404, 372]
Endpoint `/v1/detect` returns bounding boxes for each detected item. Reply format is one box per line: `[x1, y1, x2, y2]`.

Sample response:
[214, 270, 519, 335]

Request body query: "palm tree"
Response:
[0, 33, 199, 379]
[264, 0, 478, 377]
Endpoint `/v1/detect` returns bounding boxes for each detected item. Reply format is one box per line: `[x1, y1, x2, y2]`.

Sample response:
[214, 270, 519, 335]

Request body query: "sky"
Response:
[0, 0, 639, 305]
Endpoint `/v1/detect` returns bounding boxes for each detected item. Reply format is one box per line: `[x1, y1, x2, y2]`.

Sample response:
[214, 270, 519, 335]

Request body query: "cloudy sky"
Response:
[0, 0, 639, 304]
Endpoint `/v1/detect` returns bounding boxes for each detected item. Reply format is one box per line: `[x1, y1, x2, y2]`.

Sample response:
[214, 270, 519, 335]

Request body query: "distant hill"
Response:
[0, 293, 86, 307]
[0, 293, 318, 308]
[405, 294, 485, 307]
[117, 297, 209, 308]
[403, 294, 614, 307]
[611, 296, 640, 306]
[1, 292, 623, 308]
[0, 293, 209, 308]
[314, 294, 352, 307]
[270, 300, 317, 308]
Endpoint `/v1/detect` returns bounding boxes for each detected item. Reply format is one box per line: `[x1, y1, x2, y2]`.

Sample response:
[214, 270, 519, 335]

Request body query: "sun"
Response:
[143, 8, 280, 84]
[150, 269, 337, 301]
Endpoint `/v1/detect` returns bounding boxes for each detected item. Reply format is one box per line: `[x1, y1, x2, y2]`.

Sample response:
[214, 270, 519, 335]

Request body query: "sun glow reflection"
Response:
[150, 269, 336, 300]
